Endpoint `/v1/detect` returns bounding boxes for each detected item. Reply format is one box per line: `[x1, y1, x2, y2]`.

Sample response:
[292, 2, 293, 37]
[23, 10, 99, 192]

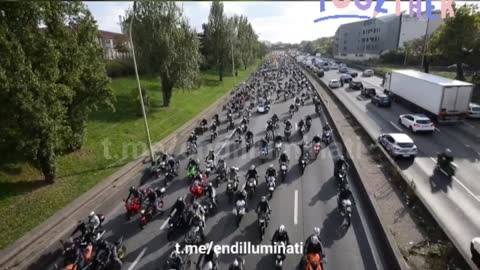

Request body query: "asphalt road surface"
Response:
[316, 64, 480, 266]
[46, 59, 388, 270]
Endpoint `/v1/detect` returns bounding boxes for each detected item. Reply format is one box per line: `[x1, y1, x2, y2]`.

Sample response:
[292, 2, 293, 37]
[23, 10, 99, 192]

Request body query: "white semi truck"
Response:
[384, 70, 473, 123]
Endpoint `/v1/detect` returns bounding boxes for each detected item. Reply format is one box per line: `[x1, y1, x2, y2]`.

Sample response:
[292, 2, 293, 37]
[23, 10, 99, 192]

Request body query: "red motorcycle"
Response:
[125, 197, 142, 220]
[139, 188, 165, 229]
[190, 181, 204, 204]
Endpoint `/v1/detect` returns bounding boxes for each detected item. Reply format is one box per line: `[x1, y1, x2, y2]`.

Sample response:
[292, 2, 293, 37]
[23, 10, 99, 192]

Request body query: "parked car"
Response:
[349, 80, 363, 90]
[361, 87, 376, 98]
[362, 69, 374, 77]
[349, 71, 358, 78]
[378, 133, 417, 158]
[468, 102, 480, 118]
[340, 74, 352, 84]
[371, 93, 391, 107]
[398, 114, 435, 133]
[315, 69, 324, 78]
[328, 79, 341, 89]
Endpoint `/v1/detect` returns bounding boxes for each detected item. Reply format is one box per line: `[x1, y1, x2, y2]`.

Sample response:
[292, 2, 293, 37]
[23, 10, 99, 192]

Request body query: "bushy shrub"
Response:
[131, 87, 150, 116]
[106, 59, 135, 78]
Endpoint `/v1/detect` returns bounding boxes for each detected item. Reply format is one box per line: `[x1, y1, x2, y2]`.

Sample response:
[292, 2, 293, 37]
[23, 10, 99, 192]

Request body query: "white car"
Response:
[398, 114, 435, 133]
[362, 69, 374, 77]
[378, 133, 417, 158]
[468, 103, 480, 118]
[328, 79, 341, 89]
[257, 103, 269, 113]
[330, 64, 338, 70]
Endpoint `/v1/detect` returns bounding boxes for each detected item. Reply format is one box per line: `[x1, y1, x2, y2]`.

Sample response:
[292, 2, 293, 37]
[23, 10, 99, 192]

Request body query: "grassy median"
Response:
[0, 60, 261, 249]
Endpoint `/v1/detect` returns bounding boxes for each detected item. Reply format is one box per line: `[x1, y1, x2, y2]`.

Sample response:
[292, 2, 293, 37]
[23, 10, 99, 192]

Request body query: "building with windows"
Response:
[334, 11, 442, 60]
[97, 30, 131, 60]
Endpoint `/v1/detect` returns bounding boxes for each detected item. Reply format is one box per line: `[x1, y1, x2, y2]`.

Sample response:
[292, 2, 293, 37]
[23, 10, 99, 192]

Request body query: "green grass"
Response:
[0, 60, 261, 249]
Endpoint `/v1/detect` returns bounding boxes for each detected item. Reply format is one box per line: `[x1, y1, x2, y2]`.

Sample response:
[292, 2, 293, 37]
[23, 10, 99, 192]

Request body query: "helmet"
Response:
[338, 155, 345, 161]
[283, 151, 287, 155]
[314, 227, 320, 235]
[251, 165, 255, 170]
[269, 164, 274, 168]
[193, 202, 199, 209]
[311, 235, 319, 244]
[261, 196, 267, 202]
[233, 259, 239, 266]
[170, 250, 179, 259]
[129, 186, 136, 192]
[177, 196, 183, 202]
[279, 224, 285, 233]
[89, 211, 95, 218]
[209, 149, 213, 153]
[445, 148, 452, 155]
[208, 182, 213, 187]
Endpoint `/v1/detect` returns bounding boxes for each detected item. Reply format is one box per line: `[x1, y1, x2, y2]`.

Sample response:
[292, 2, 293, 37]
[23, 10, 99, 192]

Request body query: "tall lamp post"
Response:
[129, 1, 155, 164]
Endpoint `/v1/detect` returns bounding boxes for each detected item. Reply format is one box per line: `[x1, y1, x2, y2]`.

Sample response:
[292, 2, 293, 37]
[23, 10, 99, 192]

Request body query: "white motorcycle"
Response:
[233, 199, 246, 227]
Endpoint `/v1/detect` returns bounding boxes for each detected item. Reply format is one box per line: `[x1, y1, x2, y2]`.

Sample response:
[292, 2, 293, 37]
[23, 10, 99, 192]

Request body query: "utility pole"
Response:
[421, 16, 430, 70]
[129, 1, 155, 164]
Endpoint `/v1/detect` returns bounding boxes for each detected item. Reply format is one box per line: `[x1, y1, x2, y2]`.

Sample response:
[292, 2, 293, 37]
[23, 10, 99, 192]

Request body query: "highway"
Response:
[312, 63, 480, 266]
[45, 56, 387, 270]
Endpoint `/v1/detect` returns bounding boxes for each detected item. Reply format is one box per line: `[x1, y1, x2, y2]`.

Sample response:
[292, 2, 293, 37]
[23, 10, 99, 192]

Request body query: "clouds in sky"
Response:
[84, 1, 465, 44]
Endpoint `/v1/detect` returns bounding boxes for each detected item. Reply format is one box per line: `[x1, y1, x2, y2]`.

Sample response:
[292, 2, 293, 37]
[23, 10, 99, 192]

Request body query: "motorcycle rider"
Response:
[187, 158, 200, 171]
[228, 257, 245, 270]
[200, 118, 208, 130]
[271, 113, 279, 126]
[337, 185, 354, 211]
[167, 250, 183, 270]
[305, 227, 324, 256]
[259, 138, 269, 154]
[87, 211, 101, 234]
[245, 130, 254, 145]
[213, 114, 220, 126]
[323, 123, 331, 132]
[265, 119, 275, 138]
[126, 186, 143, 205]
[234, 126, 243, 143]
[210, 122, 218, 139]
[272, 224, 290, 245]
[437, 148, 454, 168]
[170, 196, 187, 223]
[297, 119, 305, 132]
[284, 119, 292, 132]
[196, 247, 218, 270]
[205, 149, 216, 165]
[167, 154, 177, 176]
[298, 138, 310, 163]
[305, 115, 312, 130]
[334, 155, 348, 178]
[146, 188, 161, 212]
[245, 165, 259, 182]
[265, 164, 277, 181]
[235, 189, 248, 209]
[279, 150, 289, 165]
[187, 132, 198, 151]
[256, 196, 271, 222]
[189, 202, 206, 228]
[304, 235, 324, 258]
[94, 239, 122, 269]
[204, 182, 217, 208]
[289, 104, 295, 115]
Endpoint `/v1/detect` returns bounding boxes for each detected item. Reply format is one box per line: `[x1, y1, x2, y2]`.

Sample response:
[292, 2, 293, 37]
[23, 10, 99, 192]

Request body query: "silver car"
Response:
[378, 133, 417, 158]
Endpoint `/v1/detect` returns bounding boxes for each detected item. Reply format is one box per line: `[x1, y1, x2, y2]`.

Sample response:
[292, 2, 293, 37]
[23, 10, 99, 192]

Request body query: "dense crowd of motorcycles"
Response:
[56, 53, 355, 270]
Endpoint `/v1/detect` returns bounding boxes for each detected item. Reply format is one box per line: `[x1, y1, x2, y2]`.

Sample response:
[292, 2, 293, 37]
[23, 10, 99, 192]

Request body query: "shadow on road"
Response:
[319, 209, 347, 248]
[309, 176, 336, 206]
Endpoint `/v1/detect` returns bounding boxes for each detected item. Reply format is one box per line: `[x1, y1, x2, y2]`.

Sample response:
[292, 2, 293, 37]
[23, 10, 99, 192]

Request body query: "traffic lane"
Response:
[321, 69, 480, 196]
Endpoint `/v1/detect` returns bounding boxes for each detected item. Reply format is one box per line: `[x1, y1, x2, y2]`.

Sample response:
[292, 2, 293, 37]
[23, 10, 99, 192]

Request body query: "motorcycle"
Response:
[187, 165, 199, 183]
[340, 198, 352, 227]
[336, 166, 348, 188]
[260, 146, 269, 163]
[300, 157, 308, 175]
[210, 131, 217, 143]
[167, 213, 188, 241]
[205, 160, 216, 176]
[184, 225, 204, 245]
[233, 199, 246, 227]
[190, 182, 204, 204]
[266, 176, 276, 199]
[266, 130, 274, 142]
[139, 191, 165, 229]
[313, 142, 321, 158]
[241, 123, 247, 134]
[289, 109, 294, 119]
[436, 154, 456, 178]
[124, 197, 142, 220]
[274, 141, 282, 158]
[284, 92, 289, 101]
[214, 169, 226, 188]
[303, 253, 326, 270]
[258, 212, 269, 241]
[245, 178, 257, 199]
[284, 128, 291, 142]
[322, 130, 332, 145]
[186, 142, 197, 155]
[246, 140, 252, 152]
[273, 241, 287, 269]
[315, 104, 321, 114]
[164, 167, 175, 186]
[279, 162, 288, 182]
[55, 238, 93, 270]
[306, 120, 312, 132]
[89, 237, 127, 270]
[299, 125, 305, 139]
[201, 196, 217, 216]
[226, 180, 238, 203]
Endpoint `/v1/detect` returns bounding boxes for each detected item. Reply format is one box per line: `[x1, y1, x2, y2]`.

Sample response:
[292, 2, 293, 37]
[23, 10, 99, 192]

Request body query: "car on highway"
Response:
[349, 80, 363, 90]
[314, 68, 324, 77]
[257, 102, 270, 113]
[349, 71, 358, 78]
[378, 133, 417, 158]
[398, 114, 435, 133]
[468, 102, 480, 118]
[339, 63, 346, 68]
[340, 74, 352, 84]
[330, 63, 338, 70]
[339, 66, 348, 73]
[371, 93, 391, 107]
[362, 69, 374, 77]
[328, 79, 341, 89]
[361, 87, 376, 98]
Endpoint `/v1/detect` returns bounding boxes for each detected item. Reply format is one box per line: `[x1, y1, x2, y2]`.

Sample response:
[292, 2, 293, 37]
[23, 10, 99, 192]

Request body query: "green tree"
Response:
[204, 1, 229, 81]
[429, 4, 480, 80]
[125, 2, 200, 106]
[0, 2, 114, 182]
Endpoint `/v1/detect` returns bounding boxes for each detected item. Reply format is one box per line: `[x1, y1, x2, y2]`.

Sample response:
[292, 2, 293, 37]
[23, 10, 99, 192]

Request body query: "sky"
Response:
[84, 1, 472, 44]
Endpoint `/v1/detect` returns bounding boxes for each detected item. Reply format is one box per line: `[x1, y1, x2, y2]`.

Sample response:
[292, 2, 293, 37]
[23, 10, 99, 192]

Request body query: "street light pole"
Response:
[231, 39, 235, 87]
[129, 1, 155, 163]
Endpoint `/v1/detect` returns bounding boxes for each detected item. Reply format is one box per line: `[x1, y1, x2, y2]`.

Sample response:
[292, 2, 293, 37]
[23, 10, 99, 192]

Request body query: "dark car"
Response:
[340, 74, 352, 84]
[371, 94, 391, 107]
[339, 66, 348, 73]
[349, 71, 358, 78]
[315, 69, 324, 77]
[349, 80, 363, 90]
[361, 87, 376, 98]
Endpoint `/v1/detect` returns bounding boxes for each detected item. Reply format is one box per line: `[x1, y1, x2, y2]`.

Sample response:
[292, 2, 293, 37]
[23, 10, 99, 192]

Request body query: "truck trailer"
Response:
[384, 70, 473, 123]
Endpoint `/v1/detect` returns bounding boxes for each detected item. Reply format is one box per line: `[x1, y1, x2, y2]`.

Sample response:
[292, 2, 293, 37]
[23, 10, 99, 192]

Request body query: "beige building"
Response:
[97, 30, 131, 60]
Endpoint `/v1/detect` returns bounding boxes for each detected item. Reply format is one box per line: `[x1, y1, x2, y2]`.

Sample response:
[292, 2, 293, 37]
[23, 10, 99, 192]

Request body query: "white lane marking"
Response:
[127, 247, 147, 270]
[294, 190, 298, 225]
[389, 121, 403, 132]
[161, 209, 175, 230]
[216, 130, 236, 156]
[429, 158, 479, 202]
